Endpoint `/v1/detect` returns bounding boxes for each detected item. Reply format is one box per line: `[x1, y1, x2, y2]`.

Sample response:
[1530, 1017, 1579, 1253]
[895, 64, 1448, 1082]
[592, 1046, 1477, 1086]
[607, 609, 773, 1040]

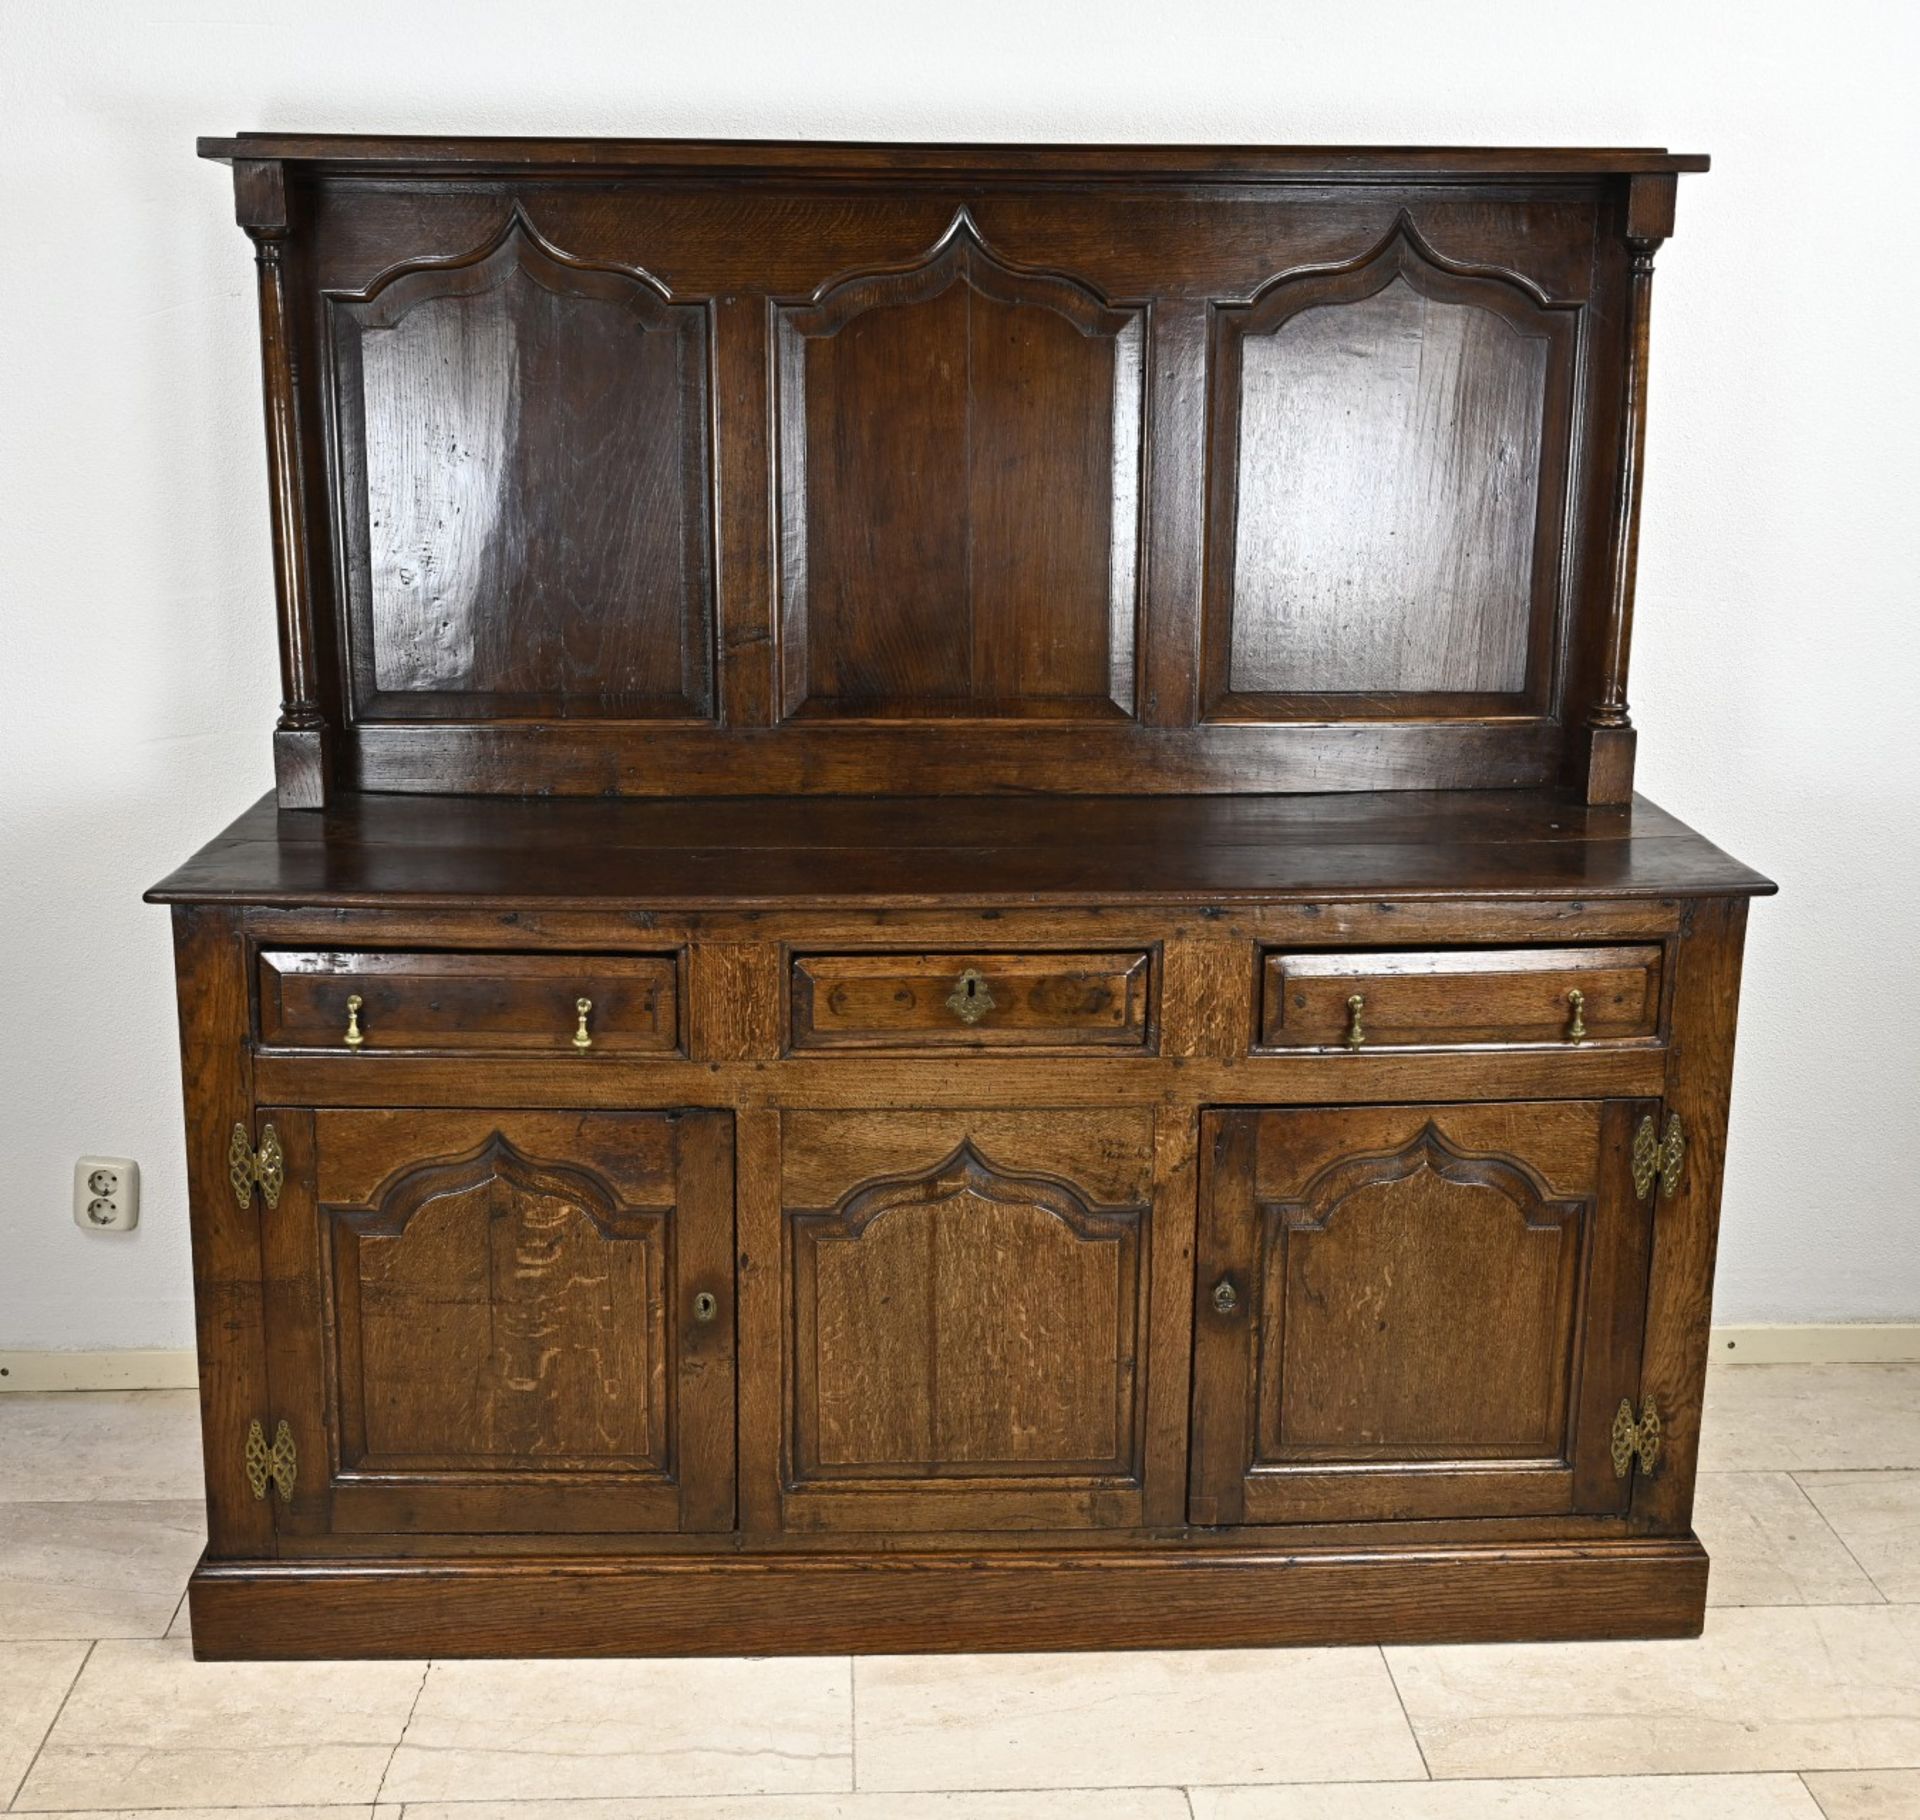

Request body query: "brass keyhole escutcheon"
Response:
[946, 967, 996, 1026]
[692, 1291, 718, 1323]
[573, 997, 593, 1050]
[343, 994, 365, 1050]
[1344, 993, 1366, 1050]
[1564, 988, 1587, 1044]
[1211, 1277, 1239, 1316]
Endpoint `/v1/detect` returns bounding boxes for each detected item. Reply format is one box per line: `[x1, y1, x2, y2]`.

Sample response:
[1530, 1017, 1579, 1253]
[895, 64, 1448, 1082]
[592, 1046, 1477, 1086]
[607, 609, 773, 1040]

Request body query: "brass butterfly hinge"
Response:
[1632, 1112, 1685, 1203]
[244, 1418, 296, 1501]
[1611, 1397, 1662, 1479]
[228, 1122, 285, 1211]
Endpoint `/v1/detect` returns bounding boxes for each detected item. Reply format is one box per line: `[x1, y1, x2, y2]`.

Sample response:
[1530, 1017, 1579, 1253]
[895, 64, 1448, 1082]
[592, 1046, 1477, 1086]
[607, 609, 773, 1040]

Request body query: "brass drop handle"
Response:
[946, 967, 996, 1026]
[572, 997, 593, 1051]
[1344, 993, 1366, 1050]
[343, 994, 365, 1050]
[1564, 988, 1587, 1044]
[1211, 1277, 1239, 1316]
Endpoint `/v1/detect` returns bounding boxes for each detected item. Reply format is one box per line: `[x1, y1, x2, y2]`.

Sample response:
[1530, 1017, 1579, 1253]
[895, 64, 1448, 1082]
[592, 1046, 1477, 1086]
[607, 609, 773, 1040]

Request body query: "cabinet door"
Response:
[260, 1108, 733, 1541]
[742, 1107, 1193, 1533]
[1190, 1101, 1653, 1525]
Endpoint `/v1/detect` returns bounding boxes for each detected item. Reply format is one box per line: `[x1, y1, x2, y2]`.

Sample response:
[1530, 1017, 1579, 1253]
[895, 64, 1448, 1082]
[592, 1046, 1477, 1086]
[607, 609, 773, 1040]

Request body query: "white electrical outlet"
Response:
[74, 1157, 139, 1231]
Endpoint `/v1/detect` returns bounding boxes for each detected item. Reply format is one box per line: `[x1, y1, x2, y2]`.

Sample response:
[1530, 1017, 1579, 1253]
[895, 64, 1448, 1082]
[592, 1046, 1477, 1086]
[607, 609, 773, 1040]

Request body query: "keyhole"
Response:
[692, 1291, 718, 1323]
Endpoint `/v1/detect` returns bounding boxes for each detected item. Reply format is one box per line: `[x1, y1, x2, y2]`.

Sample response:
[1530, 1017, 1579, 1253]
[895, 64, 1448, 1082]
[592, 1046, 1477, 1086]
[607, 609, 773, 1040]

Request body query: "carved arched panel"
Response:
[787, 1140, 1146, 1480]
[329, 210, 715, 722]
[1202, 217, 1580, 720]
[775, 213, 1146, 721]
[323, 1129, 672, 1473]
[1255, 1124, 1590, 1463]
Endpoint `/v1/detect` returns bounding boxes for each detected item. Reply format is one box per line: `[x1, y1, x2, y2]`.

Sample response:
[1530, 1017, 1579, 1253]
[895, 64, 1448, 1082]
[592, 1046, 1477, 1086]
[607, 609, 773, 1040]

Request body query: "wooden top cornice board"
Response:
[200, 135, 1708, 176]
[205, 136, 1700, 808]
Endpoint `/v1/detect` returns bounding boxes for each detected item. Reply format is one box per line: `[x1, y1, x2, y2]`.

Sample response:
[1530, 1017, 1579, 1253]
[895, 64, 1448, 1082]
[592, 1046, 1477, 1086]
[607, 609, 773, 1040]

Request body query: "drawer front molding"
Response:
[791, 951, 1152, 1051]
[258, 950, 680, 1054]
[1260, 945, 1664, 1050]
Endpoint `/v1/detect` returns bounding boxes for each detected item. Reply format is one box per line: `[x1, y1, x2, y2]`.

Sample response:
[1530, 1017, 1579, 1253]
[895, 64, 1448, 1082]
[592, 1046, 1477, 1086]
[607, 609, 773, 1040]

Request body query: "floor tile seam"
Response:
[6, 1640, 93, 1814]
[372, 1661, 434, 1806]
[1791, 1470, 1917, 1603]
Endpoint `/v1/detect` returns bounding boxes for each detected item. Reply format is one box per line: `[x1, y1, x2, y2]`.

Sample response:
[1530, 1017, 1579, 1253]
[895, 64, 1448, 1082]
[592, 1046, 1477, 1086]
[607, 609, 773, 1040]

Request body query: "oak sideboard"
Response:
[153, 135, 1772, 1657]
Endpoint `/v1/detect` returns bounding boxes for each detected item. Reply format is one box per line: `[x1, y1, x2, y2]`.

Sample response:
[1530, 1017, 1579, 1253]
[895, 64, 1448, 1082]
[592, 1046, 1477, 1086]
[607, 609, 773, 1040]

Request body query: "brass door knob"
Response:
[343, 994, 365, 1049]
[573, 997, 593, 1050]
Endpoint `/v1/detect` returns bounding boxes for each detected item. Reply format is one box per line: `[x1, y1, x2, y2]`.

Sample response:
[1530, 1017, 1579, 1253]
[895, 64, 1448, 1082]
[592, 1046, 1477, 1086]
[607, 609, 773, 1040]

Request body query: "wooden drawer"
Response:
[791, 951, 1152, 1050]
[257, 951, 678, 1053]
[1259, 946, 1663, 1050]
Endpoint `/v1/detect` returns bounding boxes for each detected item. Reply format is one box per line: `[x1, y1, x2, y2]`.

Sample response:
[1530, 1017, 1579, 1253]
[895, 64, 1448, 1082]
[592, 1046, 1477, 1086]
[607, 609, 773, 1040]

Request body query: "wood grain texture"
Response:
[775, 215, 1142, 721]
[257, 949, 677, 1053]
[791, 950, 1151, 1050]
[1203, 217, 1576, 722]
[1588, 175, 1678, 779]
[260, 1108, 734, 1538]
[687, 942, 782, 1063]
[331, 213, 714, 722]
[148, 789, 1776, 908]
[1228, 290, 1542, 690]
[205, 139, 1707, 799]
[170, 907, 275, 1559]
[1192, 1101, 1651, 1525]
[185, 1538, 1709, 1658]
[235, 159, 330, 809]
[1259, 944, 1663, 1049]
[202, 137, 1712, 177]
[766, 1108, 1169, 1532]
[161, 136, 1760, 1661]
[1635, 897, 1750, 1532]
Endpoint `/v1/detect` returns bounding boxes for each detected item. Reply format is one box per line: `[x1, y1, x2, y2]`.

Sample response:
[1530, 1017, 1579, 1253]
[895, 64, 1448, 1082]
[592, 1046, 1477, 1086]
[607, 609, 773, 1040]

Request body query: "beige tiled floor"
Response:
[1, 1368, 1918, 1817]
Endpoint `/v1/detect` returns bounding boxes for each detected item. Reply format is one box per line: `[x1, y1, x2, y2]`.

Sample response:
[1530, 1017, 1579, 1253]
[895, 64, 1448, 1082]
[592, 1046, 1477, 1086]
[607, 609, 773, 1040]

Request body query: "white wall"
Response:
[2, 0, 1915, 1350]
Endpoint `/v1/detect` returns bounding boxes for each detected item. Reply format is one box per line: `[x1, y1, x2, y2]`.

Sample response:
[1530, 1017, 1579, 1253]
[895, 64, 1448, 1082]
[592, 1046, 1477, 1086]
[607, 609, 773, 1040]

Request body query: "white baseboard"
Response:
[2, 1327, 1917, 1391]
[1709, 1324, 1920, 1364]
[0, 1348, 199, 1391]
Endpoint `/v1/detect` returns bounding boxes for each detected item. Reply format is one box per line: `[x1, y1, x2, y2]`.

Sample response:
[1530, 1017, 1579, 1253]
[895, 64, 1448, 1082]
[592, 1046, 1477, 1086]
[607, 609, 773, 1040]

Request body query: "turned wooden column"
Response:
[233, 158, 329, 808]
[1584, 172, 1677, 804]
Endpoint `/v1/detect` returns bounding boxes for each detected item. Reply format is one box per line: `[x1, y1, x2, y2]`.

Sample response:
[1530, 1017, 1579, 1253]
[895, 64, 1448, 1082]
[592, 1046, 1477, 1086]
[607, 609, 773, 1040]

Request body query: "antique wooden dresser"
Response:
[153, 135, 1772, 1658]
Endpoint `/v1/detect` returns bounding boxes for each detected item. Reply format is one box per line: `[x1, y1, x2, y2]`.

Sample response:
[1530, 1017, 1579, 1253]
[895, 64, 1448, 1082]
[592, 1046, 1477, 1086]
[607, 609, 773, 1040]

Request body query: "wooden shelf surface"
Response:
[149, 789, 1773, 910]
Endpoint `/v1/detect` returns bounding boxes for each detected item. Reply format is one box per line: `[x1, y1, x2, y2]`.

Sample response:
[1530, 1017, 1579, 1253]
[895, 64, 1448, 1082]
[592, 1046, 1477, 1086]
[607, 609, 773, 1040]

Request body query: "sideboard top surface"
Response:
[148, 789, 1773, 910]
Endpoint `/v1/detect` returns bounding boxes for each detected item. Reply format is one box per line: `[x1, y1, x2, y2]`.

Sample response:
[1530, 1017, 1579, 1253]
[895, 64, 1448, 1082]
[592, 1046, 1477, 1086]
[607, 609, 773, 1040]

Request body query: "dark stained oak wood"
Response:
[330, 213, 715, 725]
[200, 137, 1707, 804]
[184, 1539, 1709, 1658]
[257, 949, 678, 1053]
[233, 161, 329, 806]
[791, 950, 1152, 1050]
[261, 1108, 734, 1538]
[1634, 897, 1751, 1535]
[169, 908, 275, 1560]
[759, 1107, 1182, 1533]
[199, 137, 1711, 177]
[160, 135, 1761, 1659]
[776, 216, 1141, 721]
[149, 788, 1774, 909]
[1190, 1102, 1653, 1525]
[1202, 216, 1576, 723]
[1259, 944, 1664, 1049]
